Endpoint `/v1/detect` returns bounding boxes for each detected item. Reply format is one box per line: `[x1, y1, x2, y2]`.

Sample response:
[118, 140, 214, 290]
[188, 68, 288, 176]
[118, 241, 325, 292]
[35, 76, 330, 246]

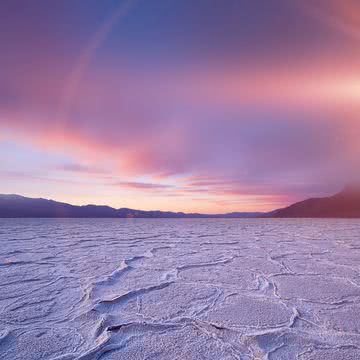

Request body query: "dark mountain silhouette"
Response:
[1, 187, 360, 218]
[273, 186, 360, 218]
[0, 194, 262, 218]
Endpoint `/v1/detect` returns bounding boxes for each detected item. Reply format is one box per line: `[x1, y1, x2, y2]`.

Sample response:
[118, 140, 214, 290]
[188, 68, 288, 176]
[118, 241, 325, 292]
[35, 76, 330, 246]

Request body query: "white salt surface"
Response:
[0, 218, 360, 359]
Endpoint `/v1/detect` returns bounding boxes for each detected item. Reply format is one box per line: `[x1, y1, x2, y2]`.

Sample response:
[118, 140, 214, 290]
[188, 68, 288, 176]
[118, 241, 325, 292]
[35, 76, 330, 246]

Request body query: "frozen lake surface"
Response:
[1, 218, 360, 359]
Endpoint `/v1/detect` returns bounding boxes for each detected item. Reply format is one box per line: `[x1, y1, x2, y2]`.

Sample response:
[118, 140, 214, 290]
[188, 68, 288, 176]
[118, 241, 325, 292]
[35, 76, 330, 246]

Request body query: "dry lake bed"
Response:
[1, 218, 360, 359]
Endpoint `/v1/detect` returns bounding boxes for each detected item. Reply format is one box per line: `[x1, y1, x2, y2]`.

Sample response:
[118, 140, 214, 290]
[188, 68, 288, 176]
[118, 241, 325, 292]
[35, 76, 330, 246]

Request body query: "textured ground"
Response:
[0, 218, 360, 359]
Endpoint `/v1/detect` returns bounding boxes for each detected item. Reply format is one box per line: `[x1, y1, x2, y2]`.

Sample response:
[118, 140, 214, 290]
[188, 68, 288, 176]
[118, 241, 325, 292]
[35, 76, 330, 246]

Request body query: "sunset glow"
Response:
[1, 0, 360, 212]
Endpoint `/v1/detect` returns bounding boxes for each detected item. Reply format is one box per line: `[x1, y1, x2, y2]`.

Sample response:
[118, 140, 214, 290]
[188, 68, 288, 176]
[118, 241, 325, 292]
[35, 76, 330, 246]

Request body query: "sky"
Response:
[1, 0, 360, 213]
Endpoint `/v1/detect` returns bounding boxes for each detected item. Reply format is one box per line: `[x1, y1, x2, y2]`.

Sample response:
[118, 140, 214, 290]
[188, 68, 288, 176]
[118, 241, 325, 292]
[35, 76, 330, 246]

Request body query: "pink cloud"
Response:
[1, 48, 360, 211]
[58, 163, 107, 174]
[114, 181, 174, 191]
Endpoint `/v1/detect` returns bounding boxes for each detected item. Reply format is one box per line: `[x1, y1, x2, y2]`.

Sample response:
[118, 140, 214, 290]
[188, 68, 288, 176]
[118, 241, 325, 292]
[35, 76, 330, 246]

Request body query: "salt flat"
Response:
[0, 218, 360, 359]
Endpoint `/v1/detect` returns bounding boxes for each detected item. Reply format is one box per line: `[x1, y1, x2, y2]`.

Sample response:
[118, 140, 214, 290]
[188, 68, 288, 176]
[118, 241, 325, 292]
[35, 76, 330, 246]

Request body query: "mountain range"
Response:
[0, 187, 359, 218]
[0, 194, 262, 218]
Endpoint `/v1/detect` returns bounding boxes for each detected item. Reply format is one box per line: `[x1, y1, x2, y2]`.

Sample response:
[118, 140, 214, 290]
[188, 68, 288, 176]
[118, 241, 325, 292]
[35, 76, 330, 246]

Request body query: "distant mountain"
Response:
[2, 188, 360, 218]
[0, 194, 263, 218]
[273, 186, 360, 218]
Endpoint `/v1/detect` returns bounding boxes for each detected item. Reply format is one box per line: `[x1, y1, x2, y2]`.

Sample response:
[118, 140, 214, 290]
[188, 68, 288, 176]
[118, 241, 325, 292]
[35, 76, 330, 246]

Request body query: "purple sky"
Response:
[1, 0, 360, 212]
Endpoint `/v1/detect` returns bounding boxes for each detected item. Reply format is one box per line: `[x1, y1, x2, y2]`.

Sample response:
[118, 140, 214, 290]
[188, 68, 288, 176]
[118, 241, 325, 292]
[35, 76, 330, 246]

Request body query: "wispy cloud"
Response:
[58, 163, 107, 174]
[113, 181, 174, 191]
